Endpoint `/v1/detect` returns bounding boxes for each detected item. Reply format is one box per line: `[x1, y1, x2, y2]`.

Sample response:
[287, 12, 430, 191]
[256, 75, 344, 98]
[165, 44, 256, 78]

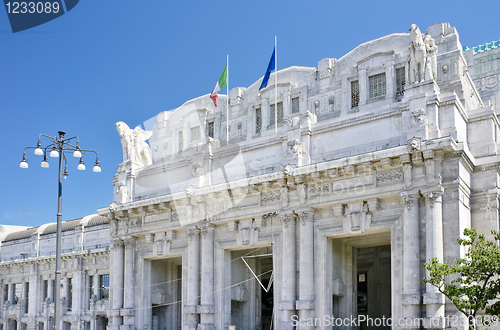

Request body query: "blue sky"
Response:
[1, 0, 499, 228]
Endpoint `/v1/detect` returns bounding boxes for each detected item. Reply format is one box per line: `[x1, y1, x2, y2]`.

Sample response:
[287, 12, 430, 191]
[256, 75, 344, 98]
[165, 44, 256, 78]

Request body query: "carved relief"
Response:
[410, 108, 426, 126]
[407, 137, 422, 152]
[261, 191, 281, 203]
[376, 169, 403, 183]
[309, 182, 331, 196]
[207, 201, 225, 221]
[191, 163, 203, 178]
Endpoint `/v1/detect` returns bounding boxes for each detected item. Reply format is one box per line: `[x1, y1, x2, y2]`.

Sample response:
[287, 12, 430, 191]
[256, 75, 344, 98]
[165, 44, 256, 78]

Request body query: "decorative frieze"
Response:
[376, 169, 403, 184]
[261, 191, 281, 203]
[309, 182, 330, 196]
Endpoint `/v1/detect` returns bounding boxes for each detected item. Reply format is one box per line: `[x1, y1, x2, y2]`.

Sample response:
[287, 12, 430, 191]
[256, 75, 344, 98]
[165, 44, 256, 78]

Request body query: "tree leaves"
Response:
[423, 229, 500, 325]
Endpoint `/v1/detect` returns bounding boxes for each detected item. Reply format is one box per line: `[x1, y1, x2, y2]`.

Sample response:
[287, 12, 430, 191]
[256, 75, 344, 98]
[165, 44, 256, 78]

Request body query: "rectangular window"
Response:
[207, 122, 214, 139]
[291, 97, 300, 114]
[24, 283, 29, 313]
[269, 102, 284, 126]
[396, 67, 405, 97]
[67, 278, 72, 311]
[255, 108, 262, 133]
[369, 73, 386, 99]
[3, 285, 7, 303]
[190, 126, 200, 142]
[43, 280, 48, 301]
[100, 275, 109, 300]
[89, 276, 94, 297]
[178, 131, 183, 153]
[351, 80, 359, 108]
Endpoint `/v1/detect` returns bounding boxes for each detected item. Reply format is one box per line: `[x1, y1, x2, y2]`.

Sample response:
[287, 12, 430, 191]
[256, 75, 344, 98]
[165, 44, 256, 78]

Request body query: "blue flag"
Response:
[259, 47, 276, 90]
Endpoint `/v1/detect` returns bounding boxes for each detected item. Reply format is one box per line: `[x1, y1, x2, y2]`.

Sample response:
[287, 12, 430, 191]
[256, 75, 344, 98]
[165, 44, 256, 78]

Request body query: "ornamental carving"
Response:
[376, 169, 403, 183]
[309, 183, 331, 196]
[407, 137, 422, 152]
[261, 191, 281, 203]
[411, 108, 426, 126]
[171, 208, 186, 221]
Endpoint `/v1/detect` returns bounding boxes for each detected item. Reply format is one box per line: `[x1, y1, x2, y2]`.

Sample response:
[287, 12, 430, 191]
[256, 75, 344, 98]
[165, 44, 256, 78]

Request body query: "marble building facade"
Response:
[2, 22, 500, 330]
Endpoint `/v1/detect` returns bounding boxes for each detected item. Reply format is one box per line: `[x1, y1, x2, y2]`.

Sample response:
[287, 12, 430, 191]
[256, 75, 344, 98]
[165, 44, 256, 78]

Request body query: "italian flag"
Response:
[210, 64, 228, 107]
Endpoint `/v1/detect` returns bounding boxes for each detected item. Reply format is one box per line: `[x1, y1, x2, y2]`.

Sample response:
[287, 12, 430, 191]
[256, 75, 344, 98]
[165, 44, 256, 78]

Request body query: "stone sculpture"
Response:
[115, 121, 153, 167]
[424, 34, 438, 81]
[409, 24, 427, 84]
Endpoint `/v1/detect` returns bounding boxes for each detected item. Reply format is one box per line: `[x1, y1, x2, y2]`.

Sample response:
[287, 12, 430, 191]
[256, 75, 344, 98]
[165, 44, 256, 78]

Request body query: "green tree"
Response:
[424, 228, 500, 328]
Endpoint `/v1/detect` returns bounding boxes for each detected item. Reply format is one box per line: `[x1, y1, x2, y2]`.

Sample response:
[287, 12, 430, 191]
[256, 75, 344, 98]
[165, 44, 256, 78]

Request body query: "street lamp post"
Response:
[263, 211, 279, 330]
[20, 131, 101, 330]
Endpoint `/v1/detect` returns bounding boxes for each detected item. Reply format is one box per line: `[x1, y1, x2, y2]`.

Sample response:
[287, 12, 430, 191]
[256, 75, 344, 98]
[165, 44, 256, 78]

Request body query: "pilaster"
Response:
[185, 228, 200, 330]
[400, 192, 422, 327]
[123, 236, 136, 328]
[111, 239, 124, 329]
[280, 213, 296, 329]
[198, 224, 215, 330]
[422, 191, 445, 328]
[296, 210, 315, 329]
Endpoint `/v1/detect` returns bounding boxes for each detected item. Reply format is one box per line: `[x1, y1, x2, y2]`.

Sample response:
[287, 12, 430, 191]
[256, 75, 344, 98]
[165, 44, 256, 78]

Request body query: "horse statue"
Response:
[409, 24, 427, 84]
[115, 121, 153, 167]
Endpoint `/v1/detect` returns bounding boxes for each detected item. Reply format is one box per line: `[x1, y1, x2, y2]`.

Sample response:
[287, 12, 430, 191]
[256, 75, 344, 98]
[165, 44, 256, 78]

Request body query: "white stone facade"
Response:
[3, 22, 500, 330]
[0, 216, 110, 330]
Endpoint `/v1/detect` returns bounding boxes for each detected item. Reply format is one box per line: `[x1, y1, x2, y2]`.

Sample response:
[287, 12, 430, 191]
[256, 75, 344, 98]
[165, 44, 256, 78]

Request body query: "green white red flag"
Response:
[210, 64, 228, 107]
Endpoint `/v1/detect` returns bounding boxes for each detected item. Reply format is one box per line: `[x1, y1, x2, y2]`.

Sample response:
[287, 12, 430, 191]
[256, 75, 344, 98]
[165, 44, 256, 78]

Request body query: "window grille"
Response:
[190, 127, 200, 142]
[396, 67, 405, 97]
[100, 275, 109, 300]
[269, 102, 284, 126]
[351, 81, 359, 108]
[255, 108, 262, 133]
[178, 131, 183, 153]
[207, 122, 214, 138]
[369, 73, 386, 99]
[292, 97, 300, 113]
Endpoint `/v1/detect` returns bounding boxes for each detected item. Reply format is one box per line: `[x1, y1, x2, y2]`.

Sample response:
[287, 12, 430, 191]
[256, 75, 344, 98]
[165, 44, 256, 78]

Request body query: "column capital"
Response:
[400, 192, 420, 209]
[111, 239, 124, 249]
[296, 209, 314, 225]
[187, 227, 200, 240]
[281, 213, 296, 227]
[200, 223, 215, 238]
[123, 236, 136, 247]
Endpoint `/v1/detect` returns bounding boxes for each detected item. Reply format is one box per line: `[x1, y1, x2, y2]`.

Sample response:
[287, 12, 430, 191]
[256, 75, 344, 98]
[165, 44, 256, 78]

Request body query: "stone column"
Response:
[296, 211, 314, 328]
[401, 193, 422, 325]
[93, 274, 100, 300]
[423, 191, 445, 328]
[199, 224, 215, 329]
[123, 236, 136, 327]
[7, 283, 14, 304]
[111, 239, 124, 328]
[281, 214, 296, 329]
[185, 228, 200, 330]
[47, 278, 53, 303]
[27, 263, 39, 330]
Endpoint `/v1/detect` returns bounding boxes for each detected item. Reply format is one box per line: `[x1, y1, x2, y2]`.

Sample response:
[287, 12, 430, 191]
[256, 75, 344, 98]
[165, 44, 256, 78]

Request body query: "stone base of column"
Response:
[184, 305, 199, 330]
[279, 301, 297, 330]
[196, 324, 215, 330]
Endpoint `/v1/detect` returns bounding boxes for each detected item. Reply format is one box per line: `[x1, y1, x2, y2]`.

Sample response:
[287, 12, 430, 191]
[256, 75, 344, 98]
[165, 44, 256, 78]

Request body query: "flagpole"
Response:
[274, 36, 277, 134]
[226, 54, 229, 145]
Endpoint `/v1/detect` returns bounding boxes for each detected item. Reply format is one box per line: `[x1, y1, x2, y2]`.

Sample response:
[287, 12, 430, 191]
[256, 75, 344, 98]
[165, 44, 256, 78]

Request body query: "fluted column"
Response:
[423, 191, 445, 328]
[111, 239, 124, 327]
[185, 228, 200, 330]
[281, 213, 296, 329]
[123, 236, 136, 327]
[401, 193, 422, 326]
[296, 211, 315, 328]
[199, 224, 215, 329]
